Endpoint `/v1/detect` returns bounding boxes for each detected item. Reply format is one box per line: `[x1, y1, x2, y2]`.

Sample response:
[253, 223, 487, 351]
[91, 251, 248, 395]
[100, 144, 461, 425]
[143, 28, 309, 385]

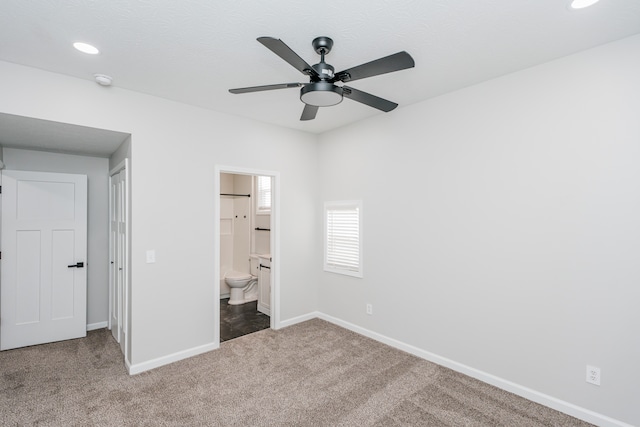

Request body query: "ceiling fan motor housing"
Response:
[311, 62, 335, 80]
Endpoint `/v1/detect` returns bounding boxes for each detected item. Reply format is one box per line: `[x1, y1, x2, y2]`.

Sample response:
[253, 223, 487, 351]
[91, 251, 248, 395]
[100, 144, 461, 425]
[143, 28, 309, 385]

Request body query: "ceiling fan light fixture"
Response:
[300, 82, 343, 107]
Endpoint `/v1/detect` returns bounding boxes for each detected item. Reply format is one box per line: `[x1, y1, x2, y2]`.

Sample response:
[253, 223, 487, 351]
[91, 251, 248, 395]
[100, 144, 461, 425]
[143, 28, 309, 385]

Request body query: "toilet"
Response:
[224, 270, 258, 305]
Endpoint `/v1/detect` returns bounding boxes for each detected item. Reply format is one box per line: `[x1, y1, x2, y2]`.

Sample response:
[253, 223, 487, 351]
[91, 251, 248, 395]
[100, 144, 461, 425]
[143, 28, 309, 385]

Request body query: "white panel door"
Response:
[109, 171, 120, 343]
[109, 164, 127, 356]
[1, 170, 87, 351]
[116, 168, 126, 355]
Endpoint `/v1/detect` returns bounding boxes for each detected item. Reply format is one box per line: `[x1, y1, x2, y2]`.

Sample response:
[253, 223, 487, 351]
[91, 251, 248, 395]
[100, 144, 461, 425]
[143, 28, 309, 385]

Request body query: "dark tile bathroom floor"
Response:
[220, 298, 270, 342]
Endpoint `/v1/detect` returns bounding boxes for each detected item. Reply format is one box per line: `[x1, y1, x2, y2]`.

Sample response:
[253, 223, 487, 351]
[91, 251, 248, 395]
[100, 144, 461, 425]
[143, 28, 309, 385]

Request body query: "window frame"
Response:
[255, 175, 272, 215]
[324, 200, 363, 278]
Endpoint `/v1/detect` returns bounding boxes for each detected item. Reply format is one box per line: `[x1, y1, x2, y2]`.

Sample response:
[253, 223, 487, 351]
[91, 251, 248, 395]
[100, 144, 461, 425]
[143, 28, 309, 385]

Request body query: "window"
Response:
[324, 200, 362, 278]
[256, 176, 271, 214]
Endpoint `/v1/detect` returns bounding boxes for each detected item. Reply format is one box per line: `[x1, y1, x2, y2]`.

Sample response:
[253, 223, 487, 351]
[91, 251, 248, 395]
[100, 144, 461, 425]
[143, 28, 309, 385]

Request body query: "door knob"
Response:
[67, 262, 84, 268]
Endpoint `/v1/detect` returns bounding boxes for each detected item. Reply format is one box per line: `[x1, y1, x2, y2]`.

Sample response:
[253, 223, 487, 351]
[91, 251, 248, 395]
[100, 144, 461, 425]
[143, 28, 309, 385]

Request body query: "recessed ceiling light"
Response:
[570, 0, 600, 9]
[73, 42, 99, 55]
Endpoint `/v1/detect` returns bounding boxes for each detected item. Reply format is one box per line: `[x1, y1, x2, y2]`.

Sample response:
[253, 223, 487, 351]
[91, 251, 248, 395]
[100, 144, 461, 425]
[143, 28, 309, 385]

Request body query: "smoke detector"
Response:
[94, 74, 113, 86]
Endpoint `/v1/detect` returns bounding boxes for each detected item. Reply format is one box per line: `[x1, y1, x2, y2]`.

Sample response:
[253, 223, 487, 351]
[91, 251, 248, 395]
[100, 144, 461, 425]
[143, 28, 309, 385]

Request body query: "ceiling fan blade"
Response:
[229, 83, 303, 94]
[257, 37, 319, 78]
[335, 51, 415, 83]
[300, 104, 319, 121]
[342, 86, 398, 112]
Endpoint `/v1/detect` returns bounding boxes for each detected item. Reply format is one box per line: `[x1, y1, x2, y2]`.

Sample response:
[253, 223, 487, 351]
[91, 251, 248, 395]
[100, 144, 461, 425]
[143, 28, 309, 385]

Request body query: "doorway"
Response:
[214, 165, 280, 344]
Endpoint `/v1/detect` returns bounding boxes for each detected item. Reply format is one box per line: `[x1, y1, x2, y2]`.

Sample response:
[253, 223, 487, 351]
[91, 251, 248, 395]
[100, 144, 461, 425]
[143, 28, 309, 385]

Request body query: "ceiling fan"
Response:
[229, 36, 415, 121]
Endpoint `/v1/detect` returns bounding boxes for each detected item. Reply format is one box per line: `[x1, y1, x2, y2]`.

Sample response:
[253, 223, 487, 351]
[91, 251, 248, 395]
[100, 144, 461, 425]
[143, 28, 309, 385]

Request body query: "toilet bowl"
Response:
[224, 271, 258, 305]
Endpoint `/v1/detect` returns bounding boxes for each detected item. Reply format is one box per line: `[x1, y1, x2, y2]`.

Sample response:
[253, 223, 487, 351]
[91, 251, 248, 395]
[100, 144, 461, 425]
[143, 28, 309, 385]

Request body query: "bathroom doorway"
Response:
[214, 166, 279, 344]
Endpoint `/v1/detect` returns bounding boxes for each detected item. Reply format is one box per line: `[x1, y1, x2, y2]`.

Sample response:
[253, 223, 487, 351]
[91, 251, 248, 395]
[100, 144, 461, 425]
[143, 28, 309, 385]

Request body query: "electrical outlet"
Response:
[586, 365, 601, 386]
[366, 304, 373, 315]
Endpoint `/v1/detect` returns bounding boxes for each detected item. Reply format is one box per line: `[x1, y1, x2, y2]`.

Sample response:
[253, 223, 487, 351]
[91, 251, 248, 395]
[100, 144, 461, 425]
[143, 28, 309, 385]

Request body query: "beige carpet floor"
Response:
[1, 319, 593, 426]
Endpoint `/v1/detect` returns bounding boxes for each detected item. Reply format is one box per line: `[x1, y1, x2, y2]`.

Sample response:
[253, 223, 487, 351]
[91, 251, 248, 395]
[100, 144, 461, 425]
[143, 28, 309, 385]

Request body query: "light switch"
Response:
[146, 250, 156, 263]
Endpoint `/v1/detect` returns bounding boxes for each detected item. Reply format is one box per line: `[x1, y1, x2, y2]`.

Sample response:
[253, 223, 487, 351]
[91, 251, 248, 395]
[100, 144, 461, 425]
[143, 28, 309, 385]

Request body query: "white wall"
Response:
[1, 148, 109, 327]
[0, 60, 320, 368]
[318, 34, 640, 426]
[109, 136, 131, 171]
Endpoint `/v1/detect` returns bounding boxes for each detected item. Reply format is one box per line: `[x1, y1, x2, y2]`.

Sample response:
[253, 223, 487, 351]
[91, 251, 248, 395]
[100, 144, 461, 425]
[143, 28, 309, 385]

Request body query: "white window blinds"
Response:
[256, 176, 271, 214]
[324, 201, 362, 277]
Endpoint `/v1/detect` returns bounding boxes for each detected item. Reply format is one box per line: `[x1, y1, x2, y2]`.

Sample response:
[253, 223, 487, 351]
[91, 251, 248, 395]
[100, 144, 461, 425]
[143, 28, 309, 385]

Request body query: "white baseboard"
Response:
[127, 342, 219, 375]
[278, 311, 320, 329]
[316, 312, 632, 427]
[86, 321, 108, 331]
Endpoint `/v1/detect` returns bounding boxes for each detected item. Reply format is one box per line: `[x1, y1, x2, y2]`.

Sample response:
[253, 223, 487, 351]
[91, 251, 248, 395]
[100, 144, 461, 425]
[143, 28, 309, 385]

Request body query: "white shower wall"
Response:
[232, 174, 252, 273]
[220, 173, 252, 297]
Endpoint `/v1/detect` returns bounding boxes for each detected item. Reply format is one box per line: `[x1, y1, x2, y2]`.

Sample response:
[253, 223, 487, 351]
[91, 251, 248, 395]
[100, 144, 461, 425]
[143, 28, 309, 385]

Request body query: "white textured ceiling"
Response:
[0, 113, 130, 158]
[1, 0, 640, 138]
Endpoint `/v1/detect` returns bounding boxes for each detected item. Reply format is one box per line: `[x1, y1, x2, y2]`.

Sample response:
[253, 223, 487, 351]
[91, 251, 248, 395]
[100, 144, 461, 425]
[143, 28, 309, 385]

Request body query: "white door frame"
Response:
[214, 165, 280, 345]
[108, 159, 129, 358]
